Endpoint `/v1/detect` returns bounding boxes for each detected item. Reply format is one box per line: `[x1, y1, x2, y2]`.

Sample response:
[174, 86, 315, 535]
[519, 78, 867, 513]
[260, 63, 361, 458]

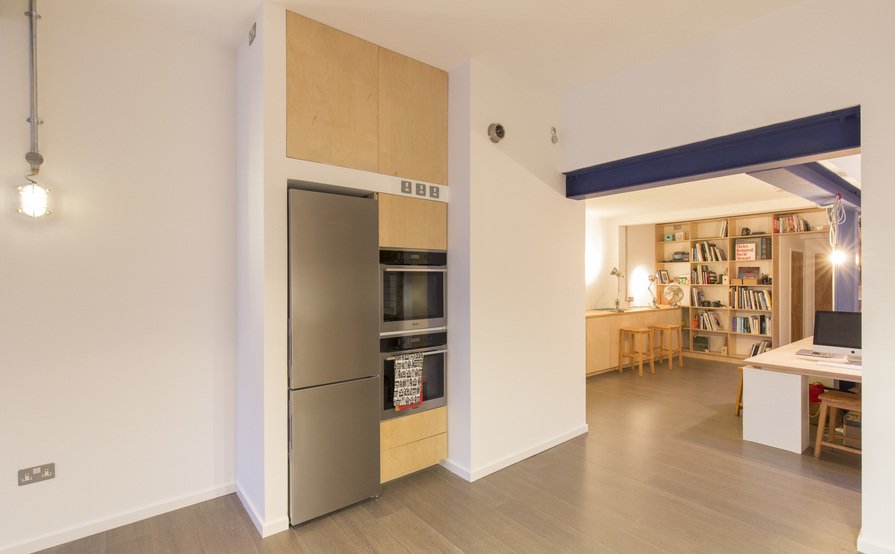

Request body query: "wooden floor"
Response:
[42, 357, 861, 553]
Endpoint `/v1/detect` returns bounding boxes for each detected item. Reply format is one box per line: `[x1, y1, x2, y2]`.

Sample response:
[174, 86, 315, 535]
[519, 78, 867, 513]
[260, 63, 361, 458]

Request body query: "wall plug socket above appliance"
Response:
[18, 463, 55, 486]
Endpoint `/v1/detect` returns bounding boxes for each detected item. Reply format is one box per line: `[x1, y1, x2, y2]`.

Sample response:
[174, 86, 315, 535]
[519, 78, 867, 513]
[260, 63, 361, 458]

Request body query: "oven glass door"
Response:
[381, 267, 446, 332]
[382, 349, 446, 418]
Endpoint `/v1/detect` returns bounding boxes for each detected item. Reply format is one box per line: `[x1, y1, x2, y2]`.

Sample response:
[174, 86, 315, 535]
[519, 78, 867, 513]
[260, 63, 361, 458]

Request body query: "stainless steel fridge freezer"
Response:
[288, 188, 380, 526]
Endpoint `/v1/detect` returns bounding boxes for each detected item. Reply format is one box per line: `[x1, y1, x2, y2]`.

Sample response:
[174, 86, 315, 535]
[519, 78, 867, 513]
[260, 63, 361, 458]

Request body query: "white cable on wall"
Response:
[826, 194, 846, 249]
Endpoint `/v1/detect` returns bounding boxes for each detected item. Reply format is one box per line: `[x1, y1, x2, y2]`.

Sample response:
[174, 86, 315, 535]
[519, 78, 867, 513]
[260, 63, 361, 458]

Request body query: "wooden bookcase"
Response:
[655, 207, 829, 360]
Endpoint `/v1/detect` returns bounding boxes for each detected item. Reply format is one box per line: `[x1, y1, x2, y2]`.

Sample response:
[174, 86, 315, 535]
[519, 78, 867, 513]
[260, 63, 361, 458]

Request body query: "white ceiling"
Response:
[585, 155, 862, 225]
[585, 173, 817, 224]
[89, 0, 802, 93]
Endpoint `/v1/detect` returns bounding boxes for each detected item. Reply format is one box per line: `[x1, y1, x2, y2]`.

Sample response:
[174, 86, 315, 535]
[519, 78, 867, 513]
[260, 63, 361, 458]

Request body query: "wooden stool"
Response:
[618, 328, 655, 377]
[735, 367, 743, 416]
[814, 391, 862, 459]
[650, 324, 683, 370]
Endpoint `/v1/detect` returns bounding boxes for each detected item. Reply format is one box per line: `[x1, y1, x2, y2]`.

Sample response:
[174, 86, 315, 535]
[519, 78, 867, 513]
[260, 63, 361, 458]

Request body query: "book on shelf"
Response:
[732, 314, 771, 335]
[734, 237, 771, 260]
[748, 339, 772, 357]
[774, 214, 811, 233]
[719, 219, 728, 238]
[692, 241, 727, 262]
[696, 310, 723, 331]
[730, 287, 772, 310]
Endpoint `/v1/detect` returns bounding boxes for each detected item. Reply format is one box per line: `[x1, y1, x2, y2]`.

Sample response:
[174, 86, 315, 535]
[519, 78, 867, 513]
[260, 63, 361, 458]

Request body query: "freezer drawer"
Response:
[288, 188, 379, 389]
[289, 377, 380, 525]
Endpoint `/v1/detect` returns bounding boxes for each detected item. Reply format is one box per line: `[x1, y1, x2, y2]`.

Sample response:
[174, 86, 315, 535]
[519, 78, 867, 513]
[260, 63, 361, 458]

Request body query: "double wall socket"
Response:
[18, 463, 55, 486]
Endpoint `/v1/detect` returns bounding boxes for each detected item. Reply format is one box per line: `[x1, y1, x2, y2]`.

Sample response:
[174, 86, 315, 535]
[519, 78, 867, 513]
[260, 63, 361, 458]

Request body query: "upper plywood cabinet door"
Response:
[378, 49, 448, 185]
[286, 12, 379, 171]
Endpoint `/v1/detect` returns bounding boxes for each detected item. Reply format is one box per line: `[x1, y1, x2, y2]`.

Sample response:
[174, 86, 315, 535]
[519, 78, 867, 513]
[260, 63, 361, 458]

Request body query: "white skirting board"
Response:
[1, 482, 236, 554]
[441, 424, 589, 482]
[236, 486, 290, 538]
[858, 529, 895, 554]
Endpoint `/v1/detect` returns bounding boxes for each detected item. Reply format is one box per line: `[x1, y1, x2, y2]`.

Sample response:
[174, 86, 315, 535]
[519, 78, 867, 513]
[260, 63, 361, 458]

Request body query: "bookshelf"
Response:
[655, 207, 828, 360]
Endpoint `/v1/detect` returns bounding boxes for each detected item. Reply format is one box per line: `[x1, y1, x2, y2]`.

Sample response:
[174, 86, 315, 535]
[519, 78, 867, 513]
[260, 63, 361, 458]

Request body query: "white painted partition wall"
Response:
[1, 1, 238, 552]
[446, 60, 587, 481]
[560, 1, 895, 550]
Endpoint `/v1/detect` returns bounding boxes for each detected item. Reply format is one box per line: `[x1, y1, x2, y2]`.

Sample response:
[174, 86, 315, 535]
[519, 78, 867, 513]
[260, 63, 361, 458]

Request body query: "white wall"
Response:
[446, 59, 587, 480]
[624, 224, 657, 307]
[0, 1, 237, 552]
[561, 1, 895, 550]
[584, 213, 619, 309]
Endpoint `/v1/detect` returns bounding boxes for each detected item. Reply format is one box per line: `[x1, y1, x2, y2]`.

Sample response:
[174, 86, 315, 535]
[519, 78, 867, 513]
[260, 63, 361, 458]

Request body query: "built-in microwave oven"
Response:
[380, 249, 446, 335]
[380, 330, 446, 420]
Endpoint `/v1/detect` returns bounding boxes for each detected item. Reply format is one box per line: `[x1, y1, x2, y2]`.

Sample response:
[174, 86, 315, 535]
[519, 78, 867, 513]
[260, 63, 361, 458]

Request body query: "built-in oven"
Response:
[380, 330, 446, 420]
[380, 249, 446, 335]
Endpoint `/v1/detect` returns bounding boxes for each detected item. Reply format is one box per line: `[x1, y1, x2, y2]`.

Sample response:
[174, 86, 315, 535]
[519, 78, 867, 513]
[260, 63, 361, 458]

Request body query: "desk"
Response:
[743, 337, 861, 454]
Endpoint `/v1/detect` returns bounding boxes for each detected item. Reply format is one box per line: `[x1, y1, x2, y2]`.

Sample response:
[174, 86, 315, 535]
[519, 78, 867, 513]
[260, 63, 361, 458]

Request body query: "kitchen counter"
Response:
[585, 306, 683, 376]
[585, 305, 681, 319]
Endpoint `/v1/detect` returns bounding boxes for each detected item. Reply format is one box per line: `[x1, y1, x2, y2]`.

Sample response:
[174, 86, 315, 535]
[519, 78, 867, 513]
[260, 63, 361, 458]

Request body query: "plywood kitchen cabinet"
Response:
[380, 407, 447, 483]
[378, 48, 449, 185]
[379, 193, 447, 250]
[285, 12, 448, 185]
[286, 12, 379, 171]
[585, 308, 683, 376]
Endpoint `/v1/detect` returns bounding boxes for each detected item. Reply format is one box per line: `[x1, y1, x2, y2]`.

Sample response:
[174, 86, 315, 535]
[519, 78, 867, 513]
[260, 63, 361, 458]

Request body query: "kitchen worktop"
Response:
[585, 305, 681, 318]
[585, 306, 683, 376]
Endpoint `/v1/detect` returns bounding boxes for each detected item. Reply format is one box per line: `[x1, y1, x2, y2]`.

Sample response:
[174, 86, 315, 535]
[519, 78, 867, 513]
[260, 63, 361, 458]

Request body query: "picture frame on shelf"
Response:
[735, 242, 756, 261]
[658, 269, 670, 284]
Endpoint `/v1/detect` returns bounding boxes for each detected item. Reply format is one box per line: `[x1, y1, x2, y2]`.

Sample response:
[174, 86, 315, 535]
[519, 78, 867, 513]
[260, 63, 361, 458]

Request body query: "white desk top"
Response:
[744, 337, 862, 382]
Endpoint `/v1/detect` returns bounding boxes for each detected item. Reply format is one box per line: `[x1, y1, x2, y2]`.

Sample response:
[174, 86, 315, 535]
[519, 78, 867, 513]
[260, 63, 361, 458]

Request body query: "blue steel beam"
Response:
[748, 162, 860, 208]
[565, 107, 860, 200]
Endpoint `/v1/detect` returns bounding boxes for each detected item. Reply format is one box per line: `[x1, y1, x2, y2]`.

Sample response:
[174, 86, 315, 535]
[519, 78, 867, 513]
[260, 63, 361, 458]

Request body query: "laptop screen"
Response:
[813, 310, 861, 351]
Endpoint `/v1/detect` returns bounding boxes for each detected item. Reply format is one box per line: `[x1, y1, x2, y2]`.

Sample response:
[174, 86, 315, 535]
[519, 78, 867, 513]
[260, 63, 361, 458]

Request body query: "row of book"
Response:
[732, 315, 771, 335]
[774, 214, 812, 233]
[691, 265, 720, 285]
[748, 340, 772, 357]
[692, 241, 727, 262]
[730, 287, 772, 310]
[694, 311, 724, 331]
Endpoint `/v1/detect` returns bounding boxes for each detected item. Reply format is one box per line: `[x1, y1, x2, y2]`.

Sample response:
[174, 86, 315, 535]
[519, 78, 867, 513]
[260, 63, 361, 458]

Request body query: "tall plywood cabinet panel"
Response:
[379, 193, 447, 251]
[378, 49, 449, 185]
[286, 12, 379, 171]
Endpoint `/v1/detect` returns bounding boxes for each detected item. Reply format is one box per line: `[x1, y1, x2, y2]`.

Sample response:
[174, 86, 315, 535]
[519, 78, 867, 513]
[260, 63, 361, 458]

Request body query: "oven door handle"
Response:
[383, 267, 447, 273]
[385, 349, 447, 361]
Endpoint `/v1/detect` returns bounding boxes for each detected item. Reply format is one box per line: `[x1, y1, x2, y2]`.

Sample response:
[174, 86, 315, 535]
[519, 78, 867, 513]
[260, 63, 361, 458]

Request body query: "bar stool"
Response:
[650, 324, 683, 370]
[814, 390, 862, 459]
[735, 367, 743, 416]
[618, 327, 655, 377]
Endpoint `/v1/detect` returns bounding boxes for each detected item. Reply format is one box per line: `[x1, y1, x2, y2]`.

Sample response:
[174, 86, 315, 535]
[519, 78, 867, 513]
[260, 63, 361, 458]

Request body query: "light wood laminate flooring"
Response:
[41, 357, 860, 553]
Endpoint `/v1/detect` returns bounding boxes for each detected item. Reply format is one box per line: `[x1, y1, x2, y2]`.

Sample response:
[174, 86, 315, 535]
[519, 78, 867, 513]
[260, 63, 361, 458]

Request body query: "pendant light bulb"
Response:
[18, 177, 49, 218]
